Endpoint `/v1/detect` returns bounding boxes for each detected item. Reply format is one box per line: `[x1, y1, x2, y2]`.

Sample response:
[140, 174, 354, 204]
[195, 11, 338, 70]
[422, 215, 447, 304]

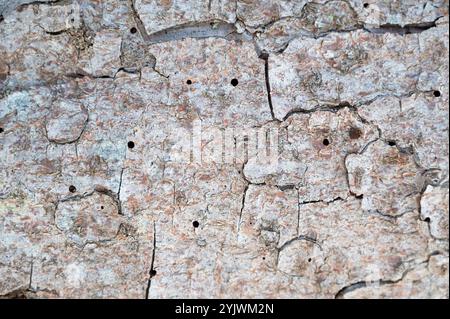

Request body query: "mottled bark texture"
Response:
[0, 0, 448, 298]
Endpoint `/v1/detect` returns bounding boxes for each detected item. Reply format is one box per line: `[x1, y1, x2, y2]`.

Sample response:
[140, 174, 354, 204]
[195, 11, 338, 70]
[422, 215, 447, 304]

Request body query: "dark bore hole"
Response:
[0, 128, 4, 133]
[363, 3, 369, 8]
[128, 141, 135, 149]
[262, 257, 266, 260]
[388, 141, 396, 146]
[186, 79, 192, 85]
[433, 90, 441, 97]
[424, 217, 431, 223]
[349, 127, 362, 139]
[308, 258, 312, 262]
[101, 206, 104, 210]
[323, 138, 330, 146]
[69, 185, 77, 193]
[150, 269, 157, 277]
[130, 27, 137, 34]
[193, 221, 200, 228]
[231, 78, 239, 87]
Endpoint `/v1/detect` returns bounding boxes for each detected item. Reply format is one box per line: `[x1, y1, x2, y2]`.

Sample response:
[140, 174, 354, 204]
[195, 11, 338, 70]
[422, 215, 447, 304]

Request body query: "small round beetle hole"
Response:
[150, 269, 157, 277]
[433, 90, 441, 97]
[69, 185, 77, 193]
[323, 138, 330, 146]
[0, 128, 4, 133]
[128, 141, 135, 149]
[231, 78, 239, 87]
[130, 27, 137, 34]
[388, 141, 396, 146]
[192, 221, 200, 228]
[363, 3, 369, 8]
[186, 79, 192, 85]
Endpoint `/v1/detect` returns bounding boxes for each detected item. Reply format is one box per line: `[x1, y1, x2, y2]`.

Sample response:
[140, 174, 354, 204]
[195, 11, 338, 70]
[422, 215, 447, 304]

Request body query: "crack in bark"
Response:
[145, 21, 241, 44]
[117, 167, 125, 216]
[145, 221, 157, 299]
[281, 101, 355, 122]
[363, 19, 441, 35]
[259, 52, 279, 122]
[128, 0, 150, 42]
[417, 183, 448, 242]
[334, 252, 444, 299]
[28, 260, 33, 290]
[0, 260, 35, 299]
[278, 235, 322, 252]
[236, 183, 249, 239]
[274, 17, 443, 54]
[299, 197, 345, 206]
[276, 234, 322, 268]
[43, 106, 89, 146]
[51, 187, 125, 248]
